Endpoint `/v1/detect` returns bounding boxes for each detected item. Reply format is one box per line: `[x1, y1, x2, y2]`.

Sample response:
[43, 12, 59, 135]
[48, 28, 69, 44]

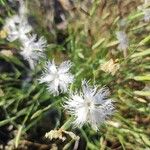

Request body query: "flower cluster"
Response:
[2, 0, 115, 131]
[3, 0, 46, 69]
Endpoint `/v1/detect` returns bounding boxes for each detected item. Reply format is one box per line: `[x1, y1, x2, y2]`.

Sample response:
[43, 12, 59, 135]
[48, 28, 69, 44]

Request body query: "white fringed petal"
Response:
[64, 81, 114, 130]
[39, 60, 74, 96]
[20, 34, 47, 69]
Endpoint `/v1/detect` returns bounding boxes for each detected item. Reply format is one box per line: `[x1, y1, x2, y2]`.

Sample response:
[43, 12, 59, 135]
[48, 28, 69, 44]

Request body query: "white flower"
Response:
[138, 0, 150, 22]
[39, 60, 74, 96]
[116, 31, 128, 51]
[64, 81, 114, 130]
[20, 34, 47, 69]
[143, 0, 150, 22]
[143, 9, 150, 22]
[4, 15, 32, 42]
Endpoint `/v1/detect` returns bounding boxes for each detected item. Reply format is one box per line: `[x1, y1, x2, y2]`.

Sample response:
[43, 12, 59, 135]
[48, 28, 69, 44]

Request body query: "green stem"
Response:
[15, 104, 34, 148]
[61, 116, 74, 130]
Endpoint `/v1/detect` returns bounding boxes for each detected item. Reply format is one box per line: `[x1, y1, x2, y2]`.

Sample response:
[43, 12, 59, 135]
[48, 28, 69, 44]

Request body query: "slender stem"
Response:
[61, 116, 74, 130]
[15, 104, 34, 148]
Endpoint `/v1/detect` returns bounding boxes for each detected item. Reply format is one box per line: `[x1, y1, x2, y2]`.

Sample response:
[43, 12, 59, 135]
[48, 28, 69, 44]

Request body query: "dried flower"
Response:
[116, 31, 128, 51]
[101, 59, 120, 75]
[20, 34, 47, 69]
[64, 81, 114, 130]
[45, 129, 66, 141]
[39, 60, 74, 96]
[0, 49, 13, 57]
[45, 129, 79, 141]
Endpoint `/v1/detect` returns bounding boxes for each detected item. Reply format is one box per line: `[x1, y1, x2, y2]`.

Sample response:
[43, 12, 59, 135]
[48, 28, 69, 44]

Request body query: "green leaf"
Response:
[15, 125, 23, 148]
[0, 116, 17, 126]
[117, 135, 125, 150]
[0, 54, 24, 67]
[15, 105, 34, 148]
[0, 0, 6, 5]
[92, 38, 105, 50]
[138, 35, 150, 46]
[140, 134, 150, 146]
[128, 12, 143, 21]
[131, 49, 150, 58]
[133, 75, 150, 81]
[130, 23, 147, 31]
[134, 91, 150, 96]
[106, 41, 118, 48]
[31, 99, 62, 119]
[30, 109, 43, 119]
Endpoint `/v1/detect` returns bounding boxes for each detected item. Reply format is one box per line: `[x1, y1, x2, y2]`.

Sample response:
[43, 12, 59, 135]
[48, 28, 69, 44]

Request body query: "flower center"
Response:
[87, 101, 91, 107]
[53, 72, 60, 81]
[86, 100, 94, 110]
